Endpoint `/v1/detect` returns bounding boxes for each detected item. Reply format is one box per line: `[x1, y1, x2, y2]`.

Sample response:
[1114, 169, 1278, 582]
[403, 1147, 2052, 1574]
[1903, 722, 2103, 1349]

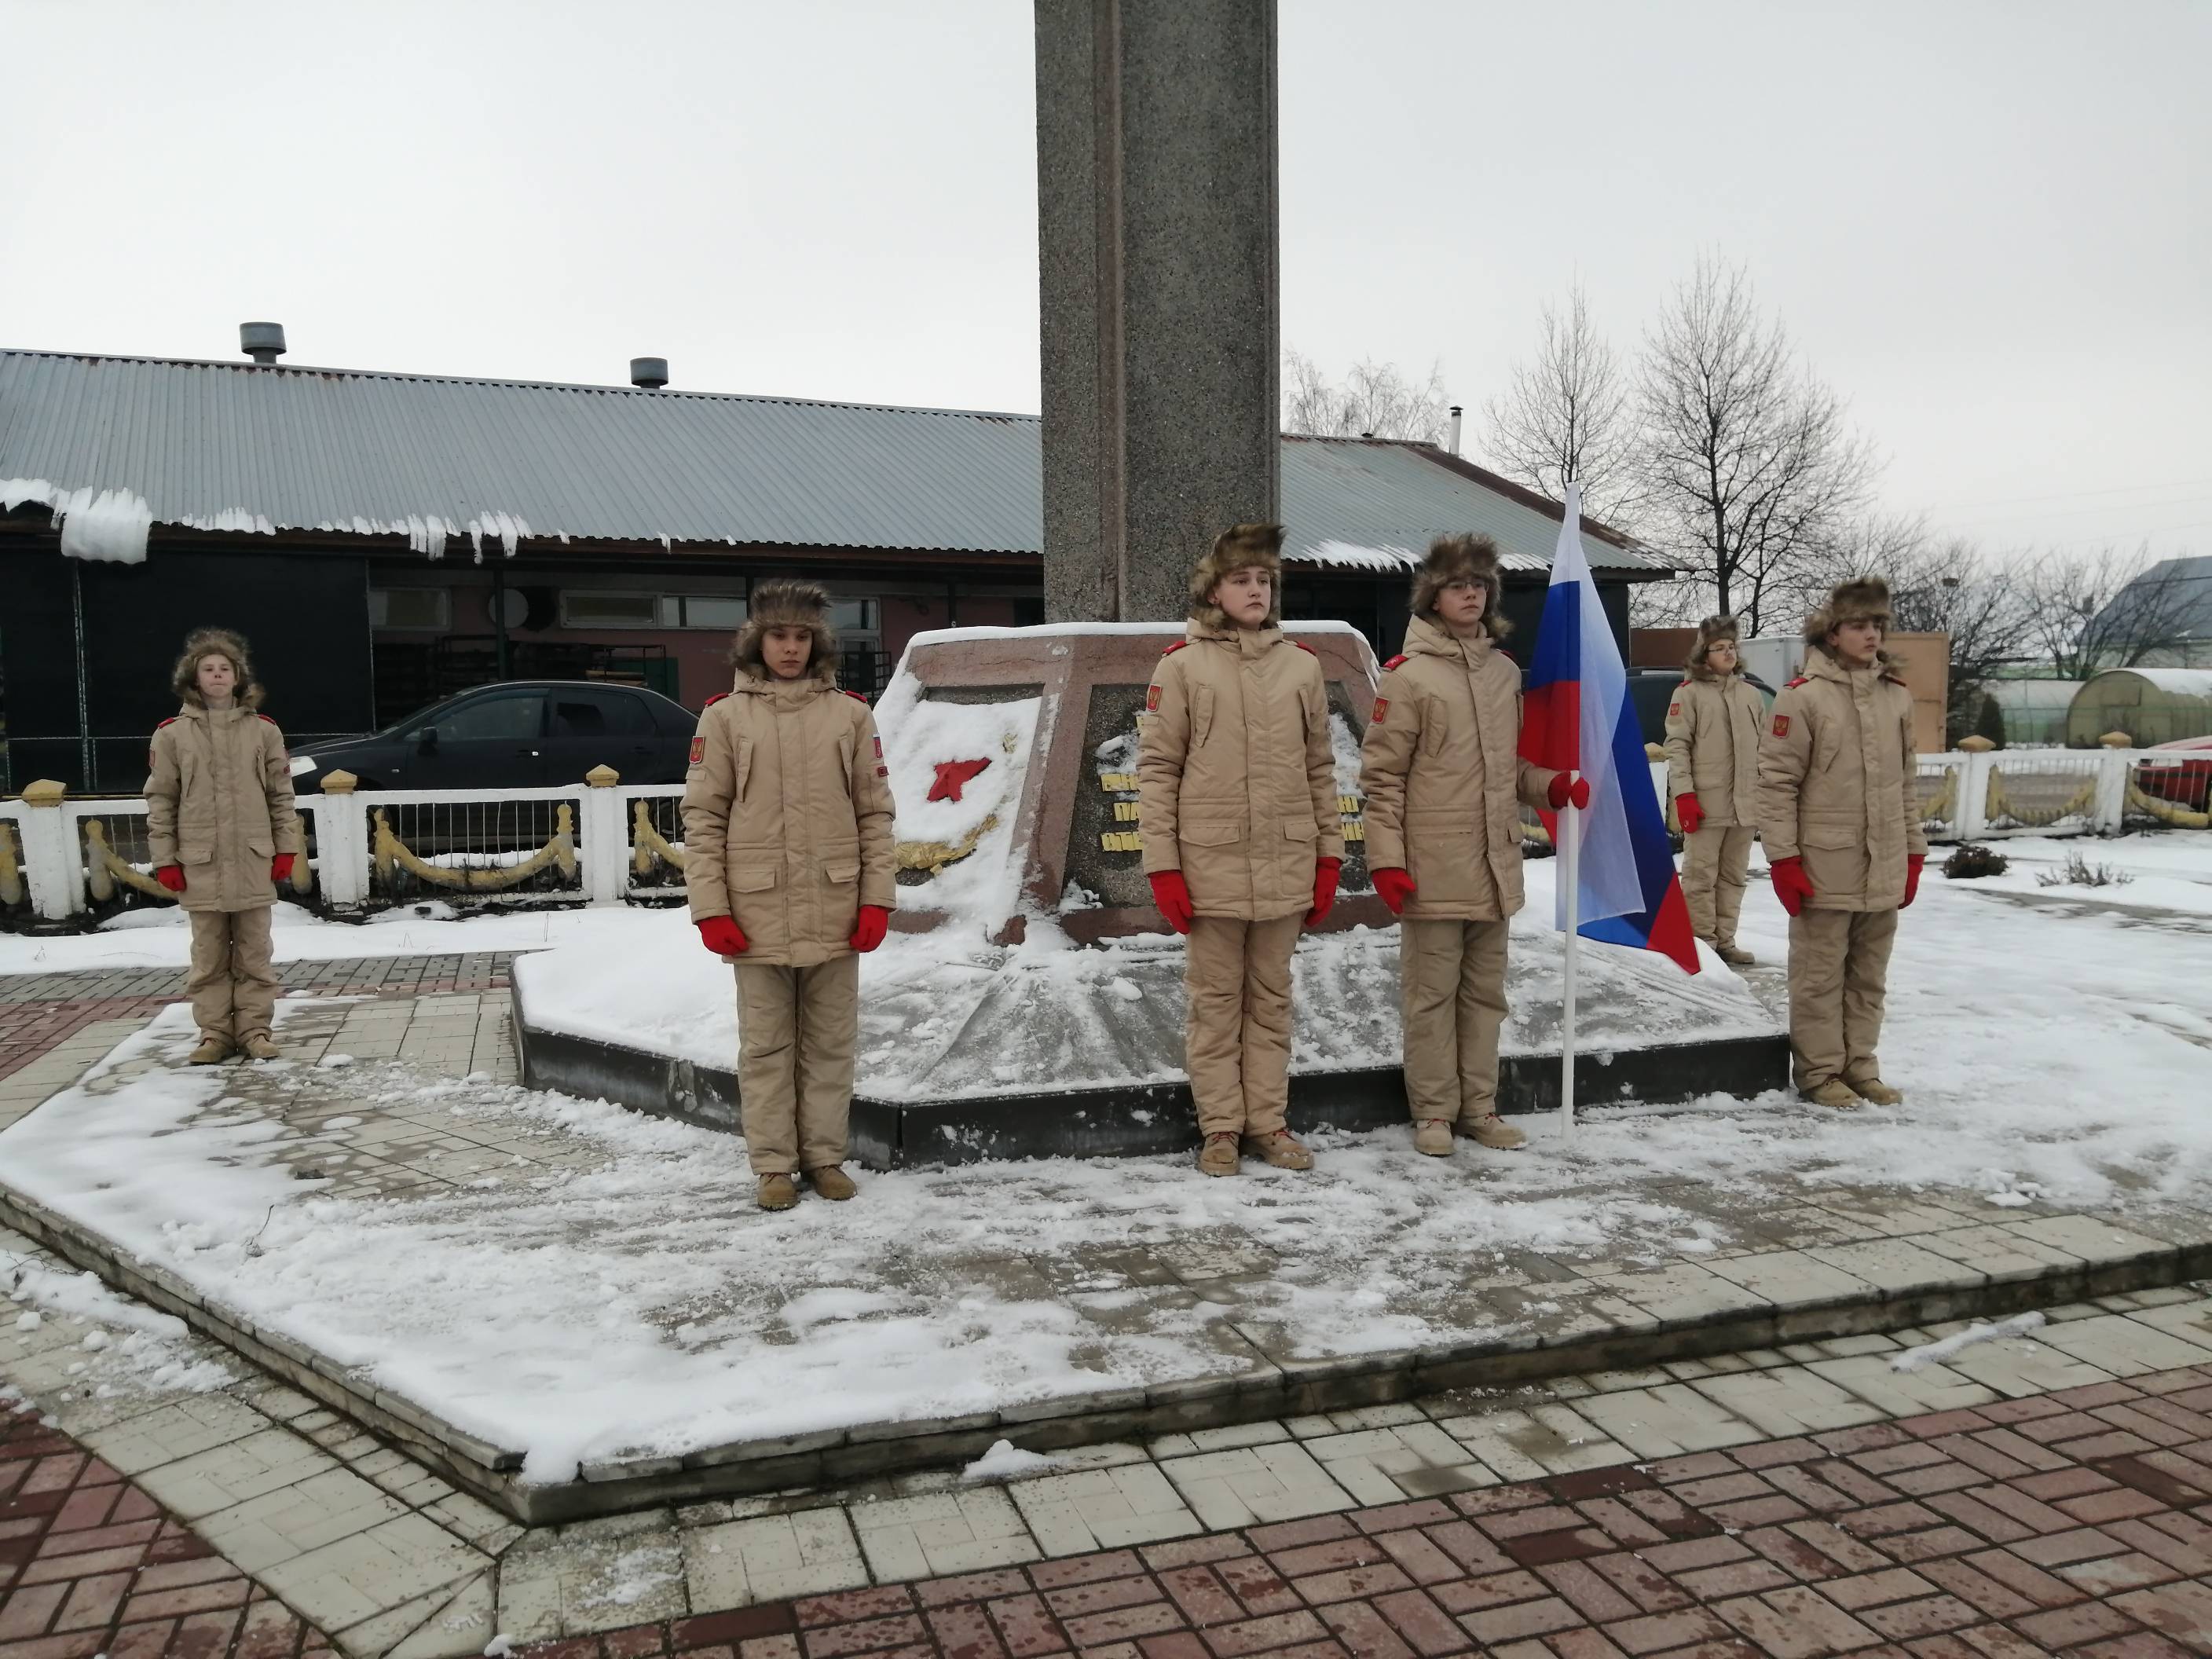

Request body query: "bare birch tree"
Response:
[1481, 283, 1639, 526]
[2023, 544, 2205, 679]
[1282, 351, 1452, 445]
[1634, 257, 1880, 633]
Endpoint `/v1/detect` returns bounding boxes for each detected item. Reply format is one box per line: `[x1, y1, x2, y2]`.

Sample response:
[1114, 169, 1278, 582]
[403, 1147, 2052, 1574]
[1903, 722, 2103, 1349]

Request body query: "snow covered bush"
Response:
[1942, 844, 2009, 880]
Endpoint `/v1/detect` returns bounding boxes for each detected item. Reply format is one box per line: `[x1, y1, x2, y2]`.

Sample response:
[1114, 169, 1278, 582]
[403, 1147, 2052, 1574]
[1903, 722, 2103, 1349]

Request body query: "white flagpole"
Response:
[1560, 797, 1579, 1138]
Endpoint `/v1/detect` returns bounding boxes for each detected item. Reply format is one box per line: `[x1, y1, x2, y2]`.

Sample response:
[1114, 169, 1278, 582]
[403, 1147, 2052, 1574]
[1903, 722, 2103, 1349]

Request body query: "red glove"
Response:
[271, 853, 295, 884]
[1148, 870, 1193, 934]
[1306, 856, 1342, 927]
[1675, 793, 1703, 837]
[696, 915, 748, 957]
[1372, 866, 1416, 915]
[850, 904, 890, 952]
[1547, 772, 1591, 811]
[155, 865, 186, 894]
[1770, 855, 1814, 917]
[1901, 854, 1925, 910]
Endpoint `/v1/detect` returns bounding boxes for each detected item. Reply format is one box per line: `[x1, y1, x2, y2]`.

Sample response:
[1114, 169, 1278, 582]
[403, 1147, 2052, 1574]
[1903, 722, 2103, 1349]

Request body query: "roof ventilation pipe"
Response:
[240, 322, 287, 364]
[630, 357, 669, 390]
[1448, 405, 1463, 455]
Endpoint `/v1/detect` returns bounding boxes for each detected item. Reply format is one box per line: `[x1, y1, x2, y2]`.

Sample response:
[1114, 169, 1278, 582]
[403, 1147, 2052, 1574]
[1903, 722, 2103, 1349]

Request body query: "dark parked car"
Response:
[291, 680, 700, 792]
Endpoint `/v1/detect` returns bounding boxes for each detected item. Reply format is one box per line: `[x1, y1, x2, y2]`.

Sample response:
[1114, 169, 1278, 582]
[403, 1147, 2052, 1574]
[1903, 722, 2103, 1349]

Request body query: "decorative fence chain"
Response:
[372, 804, 577, 892]
[1983, 768, 2097, 830]
[632, 800, 686, 874]
[0, 822, 22, 907]
[2126, 782, 2212, 831]
[1918, 769, 1958, 831]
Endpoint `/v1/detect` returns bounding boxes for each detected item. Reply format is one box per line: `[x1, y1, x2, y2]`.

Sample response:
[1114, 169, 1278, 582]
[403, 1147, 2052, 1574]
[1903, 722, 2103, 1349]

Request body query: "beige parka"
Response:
[1357, 614, 1559, 921]
[1137, 620, 1344, 921]
[1663, 667, 1767, 825]
[682, 672, 897, 967]
[1756, 648, 1928, 911]
[144, 705, 302, 914]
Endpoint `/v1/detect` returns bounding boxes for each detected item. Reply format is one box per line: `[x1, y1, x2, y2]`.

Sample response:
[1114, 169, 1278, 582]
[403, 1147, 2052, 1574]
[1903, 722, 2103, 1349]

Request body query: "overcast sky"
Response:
[5, 0, 2206, 562]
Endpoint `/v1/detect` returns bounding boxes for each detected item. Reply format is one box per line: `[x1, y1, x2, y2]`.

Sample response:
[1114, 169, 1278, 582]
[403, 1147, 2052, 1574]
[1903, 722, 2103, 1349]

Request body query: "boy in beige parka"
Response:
[1664, 615, 1767, 966]
[1138, 524, 1343, 1177]
[144, 628, 304, 1064]
[683, 581, 898, 1210]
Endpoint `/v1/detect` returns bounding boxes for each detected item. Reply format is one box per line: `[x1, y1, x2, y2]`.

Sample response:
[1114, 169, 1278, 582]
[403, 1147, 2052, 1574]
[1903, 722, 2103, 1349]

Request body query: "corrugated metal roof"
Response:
[0, 348, 1665, 573]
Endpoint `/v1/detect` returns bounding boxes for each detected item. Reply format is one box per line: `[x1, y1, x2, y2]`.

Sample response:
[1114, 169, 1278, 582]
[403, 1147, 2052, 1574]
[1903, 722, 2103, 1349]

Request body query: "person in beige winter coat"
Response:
[1757, 577, 1927, 1110]
[1358, 537, 1576, 1159]
[1138, 523, 1343, 1177]
[145, 628, 304, 1064]
[1664, 616, 1767, 966]
[683, 581, 897, 1210]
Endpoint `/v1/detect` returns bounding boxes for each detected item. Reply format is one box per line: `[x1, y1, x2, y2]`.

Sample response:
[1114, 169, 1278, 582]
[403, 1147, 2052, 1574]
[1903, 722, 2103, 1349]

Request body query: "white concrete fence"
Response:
[1, 749, 2204, 928]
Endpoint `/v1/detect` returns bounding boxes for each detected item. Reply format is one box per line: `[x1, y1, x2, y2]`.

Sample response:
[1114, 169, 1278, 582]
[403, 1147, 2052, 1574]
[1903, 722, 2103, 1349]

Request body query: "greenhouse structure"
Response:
[2064, 668, 2212, 747]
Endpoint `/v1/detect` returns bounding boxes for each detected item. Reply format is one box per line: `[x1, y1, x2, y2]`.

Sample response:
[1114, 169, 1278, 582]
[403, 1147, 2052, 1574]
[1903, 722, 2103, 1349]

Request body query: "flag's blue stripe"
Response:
[1525, 578, 1582, 692]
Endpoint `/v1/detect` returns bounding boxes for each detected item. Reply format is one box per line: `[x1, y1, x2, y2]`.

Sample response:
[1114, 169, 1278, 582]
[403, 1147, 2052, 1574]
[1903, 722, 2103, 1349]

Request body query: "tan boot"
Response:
[1802, 1080, 1861, 1111]
[756, 1173, 799, 1210]
[1716, 943, 1756, 967]
[186, 1038, 232, 1066]
[1413, 1119, 1455, 1158]
[806, 1165, 857, 1201]
[1197, 1133, 1240, 1177]
[1848, 1078, 1905, 1106]
[1243, 1130, 1313, 1170]
[240, 1035, 283, 1061]
[1459, 1114, 1527, 1151]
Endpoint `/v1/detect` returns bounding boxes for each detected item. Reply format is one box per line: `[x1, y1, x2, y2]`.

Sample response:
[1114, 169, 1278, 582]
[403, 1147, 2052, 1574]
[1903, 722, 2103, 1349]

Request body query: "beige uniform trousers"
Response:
[1401, 917, 1511, 1123]
[1185, 913, 1303, 1137]
[734, 955, 859, 1174]
[1683, 824, 1758, 949]
[186, 906, 277, 1046]
[1788, 907, 1899, 1091]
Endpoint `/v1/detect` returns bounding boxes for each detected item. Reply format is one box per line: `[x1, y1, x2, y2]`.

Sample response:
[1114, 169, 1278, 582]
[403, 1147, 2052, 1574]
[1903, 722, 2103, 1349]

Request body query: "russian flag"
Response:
[1519, 484, 1700, 975]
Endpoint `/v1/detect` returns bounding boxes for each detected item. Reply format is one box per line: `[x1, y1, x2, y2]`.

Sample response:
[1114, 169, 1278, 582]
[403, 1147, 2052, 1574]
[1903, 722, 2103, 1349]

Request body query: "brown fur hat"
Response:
[1804, 576, 1892, 654]
[1188, 522, 1285, 629]
[1410, 534, 1511, 639]
[733, 580, 837, 683]
[1686, 614, 1741, 679]
[170, 627, 264, 709]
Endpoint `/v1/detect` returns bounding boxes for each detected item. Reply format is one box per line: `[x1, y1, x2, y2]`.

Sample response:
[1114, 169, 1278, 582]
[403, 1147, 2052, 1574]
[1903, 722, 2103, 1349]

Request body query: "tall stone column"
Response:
[1036, 0, 1280, 623]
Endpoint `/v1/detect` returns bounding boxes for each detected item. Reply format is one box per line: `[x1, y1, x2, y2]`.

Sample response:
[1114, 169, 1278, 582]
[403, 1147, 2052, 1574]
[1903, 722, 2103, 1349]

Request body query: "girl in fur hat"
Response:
[1358, 536, 1578, 1158]
[1664, 616, 1767, 966]
[1137, 524, 1344, 1176]
[145, 628, 304, 1064]
[681, 581, 898, 1209]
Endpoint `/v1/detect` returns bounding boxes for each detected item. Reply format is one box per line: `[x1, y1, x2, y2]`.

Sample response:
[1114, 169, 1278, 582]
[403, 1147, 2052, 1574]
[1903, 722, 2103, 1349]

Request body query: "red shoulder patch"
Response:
[1677, 679, 1691, 687]
[844, 690, 869, 702]
[156, 716, 178, 728]
[1382, 654, 1408, 670]
[1162, 641, 1189, 655]
[703, 692, 729, 708]
[257, 712, 278, 724]
[1882, 672, 1907, 687]
[1784, 676, 1810, 689]
[1293, 640, 1316, 654]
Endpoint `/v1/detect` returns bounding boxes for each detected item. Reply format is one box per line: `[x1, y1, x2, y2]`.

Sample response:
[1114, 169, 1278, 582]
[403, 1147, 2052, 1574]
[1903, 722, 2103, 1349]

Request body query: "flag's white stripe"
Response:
[1550, 486, 1643, 928]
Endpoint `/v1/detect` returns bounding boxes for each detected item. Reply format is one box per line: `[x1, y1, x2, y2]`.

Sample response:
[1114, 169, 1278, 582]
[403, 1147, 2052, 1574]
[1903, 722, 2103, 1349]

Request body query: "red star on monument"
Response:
[928, 757, 992, 803]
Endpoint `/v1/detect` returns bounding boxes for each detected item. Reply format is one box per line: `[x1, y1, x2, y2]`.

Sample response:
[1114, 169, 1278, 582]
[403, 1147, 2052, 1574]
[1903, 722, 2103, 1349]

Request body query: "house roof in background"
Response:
[0, 348, 1666, 574]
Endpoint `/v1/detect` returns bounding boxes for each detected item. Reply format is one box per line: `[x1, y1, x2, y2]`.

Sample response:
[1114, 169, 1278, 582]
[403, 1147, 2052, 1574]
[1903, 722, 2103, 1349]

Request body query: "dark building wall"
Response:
[0, 544, 372, 793]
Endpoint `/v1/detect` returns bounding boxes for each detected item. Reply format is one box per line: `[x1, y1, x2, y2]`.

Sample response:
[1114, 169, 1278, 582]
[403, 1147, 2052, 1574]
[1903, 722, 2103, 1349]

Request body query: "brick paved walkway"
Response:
[0, 957, 517, 1082]
[520, 1376, 2212, 1659]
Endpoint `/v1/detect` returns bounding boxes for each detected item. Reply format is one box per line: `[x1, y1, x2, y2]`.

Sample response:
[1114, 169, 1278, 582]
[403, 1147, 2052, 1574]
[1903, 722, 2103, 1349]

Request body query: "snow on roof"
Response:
[0, 348, 1666, 576]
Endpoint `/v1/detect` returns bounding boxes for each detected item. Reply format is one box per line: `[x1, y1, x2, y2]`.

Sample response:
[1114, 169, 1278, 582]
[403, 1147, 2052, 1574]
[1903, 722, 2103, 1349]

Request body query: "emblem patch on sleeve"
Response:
[688, 735, 705, 766]
[872, 734, 883, 760]
[1145, 684, 1162, 712]
[1372, 697, 1389, 723]
[1771, 715, 1790, 738]
[1668, 702, 1680, 716]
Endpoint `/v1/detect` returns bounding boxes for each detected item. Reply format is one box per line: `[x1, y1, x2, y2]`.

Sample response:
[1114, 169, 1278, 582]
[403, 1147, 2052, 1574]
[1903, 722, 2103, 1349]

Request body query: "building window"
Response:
[678, 595, 747, 630]
[831, 599, 879, 633]
[560, 591, 662, 629]
[368, 588, 452, 630]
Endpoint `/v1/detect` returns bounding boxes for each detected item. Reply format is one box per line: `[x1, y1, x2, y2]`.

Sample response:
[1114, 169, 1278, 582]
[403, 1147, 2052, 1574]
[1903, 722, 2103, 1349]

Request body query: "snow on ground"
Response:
[2, 836, 2209, 1478]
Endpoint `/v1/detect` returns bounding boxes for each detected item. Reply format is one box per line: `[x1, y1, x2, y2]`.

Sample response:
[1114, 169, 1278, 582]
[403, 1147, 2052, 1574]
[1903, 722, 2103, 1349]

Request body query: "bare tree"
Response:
[1283, 350, 1451, 445]
[1634, 257, 1881, 634]
[1481, 283, 1639, 526]
[2023, 544, 2205, 679]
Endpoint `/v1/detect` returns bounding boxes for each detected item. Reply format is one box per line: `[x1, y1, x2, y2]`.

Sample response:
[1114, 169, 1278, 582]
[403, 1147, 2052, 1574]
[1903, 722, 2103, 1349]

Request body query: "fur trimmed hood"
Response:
[1686, 613, 1741, 681]
[170, 627, 265, 710]
[732, 580, 837, 685]
[1804, 575, 1893, 659]
[1409, 534, 1510, 640]
[1188, 522, 1284, 631]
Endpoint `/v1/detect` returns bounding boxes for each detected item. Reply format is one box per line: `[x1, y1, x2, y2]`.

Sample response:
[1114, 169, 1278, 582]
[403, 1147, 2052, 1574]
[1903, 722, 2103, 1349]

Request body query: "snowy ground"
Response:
[2, 836, 2210, 1485]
